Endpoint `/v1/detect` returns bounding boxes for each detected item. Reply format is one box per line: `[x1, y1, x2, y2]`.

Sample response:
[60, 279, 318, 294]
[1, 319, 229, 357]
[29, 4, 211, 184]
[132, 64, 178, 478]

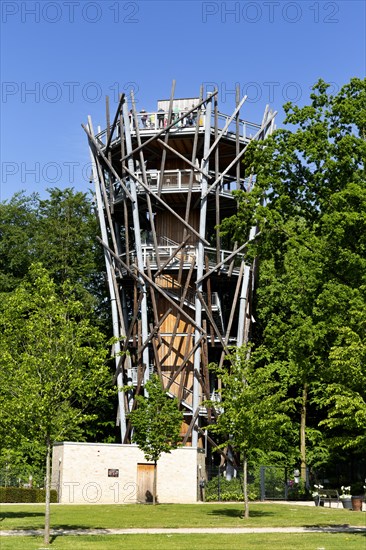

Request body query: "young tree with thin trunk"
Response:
[128, 375, 183, 505]
[209, 347, 293, 518]
[0, 265, 111, 545]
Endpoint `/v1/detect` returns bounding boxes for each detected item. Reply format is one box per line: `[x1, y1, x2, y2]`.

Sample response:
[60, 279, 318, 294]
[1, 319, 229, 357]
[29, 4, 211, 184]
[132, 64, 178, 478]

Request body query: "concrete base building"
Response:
[52, 442, 205, 504]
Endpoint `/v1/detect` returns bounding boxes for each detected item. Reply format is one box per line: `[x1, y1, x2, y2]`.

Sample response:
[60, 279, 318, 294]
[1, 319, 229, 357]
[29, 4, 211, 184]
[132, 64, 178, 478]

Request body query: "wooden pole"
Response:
[228, 241, 238, 278]
[192, 93, 212, 447]
[105, 92, 125, 153]
[146, 257, 163, 346]
[154, 235, 191, 277]
[105, 95, 115, 212]
[182, 408, 200, 445]
[137, 308, 171, 356]
[197, 291, 227, 350]
[122, 99, 150, 390]
[180, 86, 203, 284]
[88, 116, 127, 440]
[82, 123, 135, 202]
[205, 256, 215, 343]
[214, 93, 221, 265]
[158, 79, 176, 196]
[203, 94, 247, 161]
[218, 261, 245, 368]
[156, 139, 207, 177]
[130, 90, 161, 269]
[235, 85, 241, 190]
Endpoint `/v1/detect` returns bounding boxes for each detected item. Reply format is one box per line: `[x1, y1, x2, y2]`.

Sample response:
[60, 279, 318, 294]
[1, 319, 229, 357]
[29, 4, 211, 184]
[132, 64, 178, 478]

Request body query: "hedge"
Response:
[0, 487, 57, 503]
[205, 475, 259, 502]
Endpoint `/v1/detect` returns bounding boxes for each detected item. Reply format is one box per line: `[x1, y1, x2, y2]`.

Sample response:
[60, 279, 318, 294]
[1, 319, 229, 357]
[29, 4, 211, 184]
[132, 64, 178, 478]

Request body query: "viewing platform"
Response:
[95, 106, 262, 150]
[118, 237, 244, 277]
[113, 168, 252, 204]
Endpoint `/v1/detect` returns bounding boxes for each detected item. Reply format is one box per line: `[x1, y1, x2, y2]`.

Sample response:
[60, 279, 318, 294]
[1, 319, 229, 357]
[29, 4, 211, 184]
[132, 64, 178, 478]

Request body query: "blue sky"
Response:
[1, 0, 365, 200]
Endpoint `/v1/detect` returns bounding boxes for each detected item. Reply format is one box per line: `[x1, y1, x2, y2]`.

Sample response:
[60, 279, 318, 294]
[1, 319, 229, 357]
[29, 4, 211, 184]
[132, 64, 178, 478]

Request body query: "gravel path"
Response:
[2, 526, 366, 537]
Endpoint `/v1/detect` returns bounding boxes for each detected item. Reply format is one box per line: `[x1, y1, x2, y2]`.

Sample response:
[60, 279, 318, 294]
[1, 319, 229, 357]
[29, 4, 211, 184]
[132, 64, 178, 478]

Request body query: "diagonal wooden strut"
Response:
[196, 233, 260, 285]
[201, 110, 277, 200]
[121, 164, 210, 246]
[82, 123, 134, 203]
[105, 92, 125, 153]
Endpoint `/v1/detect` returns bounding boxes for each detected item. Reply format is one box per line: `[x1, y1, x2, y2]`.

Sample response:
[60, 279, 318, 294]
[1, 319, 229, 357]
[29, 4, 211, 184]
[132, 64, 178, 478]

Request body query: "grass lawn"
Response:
[1, 502, 365, 530]
[0, 533, 365, 550]
[1, 503, 365, 548]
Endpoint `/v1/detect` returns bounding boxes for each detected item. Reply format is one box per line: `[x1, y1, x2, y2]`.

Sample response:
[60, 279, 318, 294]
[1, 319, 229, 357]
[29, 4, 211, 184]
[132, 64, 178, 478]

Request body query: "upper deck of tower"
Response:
[95, 97, 262, 150]
[87, 94, 276, 220]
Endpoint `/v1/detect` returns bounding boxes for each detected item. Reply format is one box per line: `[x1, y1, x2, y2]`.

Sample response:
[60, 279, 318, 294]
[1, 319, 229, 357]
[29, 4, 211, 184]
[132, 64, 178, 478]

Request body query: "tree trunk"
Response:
[300, 383, 308, 483]
[153, 460, 157, 505]
[243, 451, 249, 518]
[44, 436, 51, 545]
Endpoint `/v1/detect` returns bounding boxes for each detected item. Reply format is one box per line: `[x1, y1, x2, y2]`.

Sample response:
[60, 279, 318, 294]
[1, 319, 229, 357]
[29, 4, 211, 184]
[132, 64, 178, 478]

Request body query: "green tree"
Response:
[209, 347, 293, 518]
[0, 188, 116, 445]
[220, 77, 366, 480]
[34, 188, 105, 305]
[0, 264, 111, 544]
[0, 188, 106, 313]
[128, 375, 183, 505]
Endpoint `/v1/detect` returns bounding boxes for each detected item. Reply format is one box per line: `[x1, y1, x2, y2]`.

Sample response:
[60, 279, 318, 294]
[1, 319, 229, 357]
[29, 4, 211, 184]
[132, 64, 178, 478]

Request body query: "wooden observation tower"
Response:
[84, 84, 275, 451]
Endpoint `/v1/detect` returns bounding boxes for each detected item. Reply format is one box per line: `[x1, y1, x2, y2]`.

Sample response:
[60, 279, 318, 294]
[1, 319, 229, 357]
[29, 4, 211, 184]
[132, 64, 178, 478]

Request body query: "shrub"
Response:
[205, 475, 259, 502]
[287, 478, 310, 501]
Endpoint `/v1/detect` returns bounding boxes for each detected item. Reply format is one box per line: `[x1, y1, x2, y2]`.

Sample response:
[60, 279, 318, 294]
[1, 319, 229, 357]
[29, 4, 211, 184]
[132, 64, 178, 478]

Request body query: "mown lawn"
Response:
[1, 502, 365, 530]
[0, 533, 365, 550]
[1, 503, 365, 549]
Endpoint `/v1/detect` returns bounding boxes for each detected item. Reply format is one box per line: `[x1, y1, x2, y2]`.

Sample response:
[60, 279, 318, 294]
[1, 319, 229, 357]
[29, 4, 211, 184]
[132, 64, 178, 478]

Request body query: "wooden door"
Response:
[137, 463, 154, 503]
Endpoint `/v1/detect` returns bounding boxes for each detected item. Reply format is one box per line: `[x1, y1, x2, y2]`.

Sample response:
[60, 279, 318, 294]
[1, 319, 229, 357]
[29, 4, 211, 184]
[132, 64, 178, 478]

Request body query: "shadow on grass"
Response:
[209, 508, 273, 518]
[0, 511, 44, 520]
[303, 524, 366, 534]
[48, 525, 114, 543]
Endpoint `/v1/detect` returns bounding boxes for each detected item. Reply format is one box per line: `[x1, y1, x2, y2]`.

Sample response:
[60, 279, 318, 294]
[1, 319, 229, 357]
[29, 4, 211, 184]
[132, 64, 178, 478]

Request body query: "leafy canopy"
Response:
[209, 347, 294, 461]
[0, 264, 112, 461]
[128, 375, 183, 463]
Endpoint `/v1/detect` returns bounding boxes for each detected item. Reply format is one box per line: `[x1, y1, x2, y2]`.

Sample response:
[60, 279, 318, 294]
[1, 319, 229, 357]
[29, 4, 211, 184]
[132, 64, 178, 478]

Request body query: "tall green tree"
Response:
[221, 77, 366, 480]
[34, 188, 105, 305]
[128, 375, 183, 505]
[0, 188, 116, 445]
[0, 192, 38, 292]
[0, 264, 112, 544]
[0, 188, 106, 310]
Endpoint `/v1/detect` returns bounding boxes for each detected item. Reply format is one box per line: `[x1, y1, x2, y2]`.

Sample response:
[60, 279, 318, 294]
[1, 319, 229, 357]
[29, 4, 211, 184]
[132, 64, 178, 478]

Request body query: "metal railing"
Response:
[130, 168, 244, 195]
[135, 168, 201, 192]
[120, 244, 244, 273]
[95, 108, 261, 146]
[129, 365, 154, 386]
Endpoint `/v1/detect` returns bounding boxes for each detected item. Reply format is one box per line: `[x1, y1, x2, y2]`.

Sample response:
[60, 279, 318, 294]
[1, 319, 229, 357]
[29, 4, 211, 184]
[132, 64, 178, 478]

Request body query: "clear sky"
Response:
[1, 0, 365, 200]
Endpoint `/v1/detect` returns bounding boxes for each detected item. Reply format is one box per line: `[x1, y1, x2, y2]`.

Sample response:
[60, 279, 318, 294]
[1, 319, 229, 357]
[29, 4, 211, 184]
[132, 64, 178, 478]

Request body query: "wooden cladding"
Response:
[156, 208, 199, 245]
